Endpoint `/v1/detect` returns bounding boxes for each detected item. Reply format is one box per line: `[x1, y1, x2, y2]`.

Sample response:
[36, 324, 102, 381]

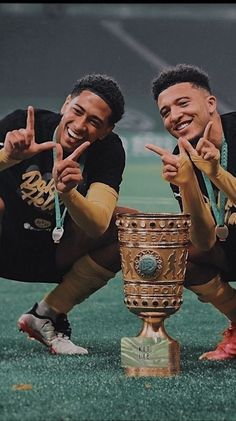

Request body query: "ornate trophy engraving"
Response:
[116, 213, 191, 377]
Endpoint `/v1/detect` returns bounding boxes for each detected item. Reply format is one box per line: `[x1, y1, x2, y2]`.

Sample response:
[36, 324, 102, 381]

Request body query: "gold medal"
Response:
[215, 225, 229, 241]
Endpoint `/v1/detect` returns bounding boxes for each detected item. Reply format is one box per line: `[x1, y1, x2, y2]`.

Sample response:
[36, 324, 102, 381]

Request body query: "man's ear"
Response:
[99, 124, 115, 140]
[207, 95, 217, 114]
[60, 95, 71, 114]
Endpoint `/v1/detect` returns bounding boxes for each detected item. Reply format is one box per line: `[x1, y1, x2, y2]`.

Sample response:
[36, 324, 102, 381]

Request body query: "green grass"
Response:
[0, 162, 235, 421]
[118, 161, 179, 213]
[0, 278, 235, 421]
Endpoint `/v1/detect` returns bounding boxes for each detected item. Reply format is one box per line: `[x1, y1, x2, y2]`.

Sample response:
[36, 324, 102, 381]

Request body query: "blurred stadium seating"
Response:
[1, 3, 236, 161]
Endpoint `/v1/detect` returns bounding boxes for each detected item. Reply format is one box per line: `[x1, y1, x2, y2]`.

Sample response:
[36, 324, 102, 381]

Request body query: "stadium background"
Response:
[0, 4, 236, 421]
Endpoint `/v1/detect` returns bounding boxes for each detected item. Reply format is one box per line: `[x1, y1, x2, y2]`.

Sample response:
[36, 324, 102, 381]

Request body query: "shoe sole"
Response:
[18, 319, 88, 356]
[49, 345, 88, 355]
[18, 319, 49, 347]
[199, 353, 236, 361]
[50, 346, 60, 355]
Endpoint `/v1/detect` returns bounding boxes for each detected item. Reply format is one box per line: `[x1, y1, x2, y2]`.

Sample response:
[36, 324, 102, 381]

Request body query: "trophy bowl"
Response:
[116, 212, 191, 377]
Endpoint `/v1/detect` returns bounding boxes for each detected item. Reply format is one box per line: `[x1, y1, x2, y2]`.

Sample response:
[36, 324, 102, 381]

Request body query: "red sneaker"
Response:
[199, 322, 236, 360]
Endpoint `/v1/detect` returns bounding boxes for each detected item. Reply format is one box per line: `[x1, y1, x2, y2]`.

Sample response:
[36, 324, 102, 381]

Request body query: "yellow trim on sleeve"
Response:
[169, 154, 216, 250]
[60, 182, 118, 238]
[191, 154, 236, 206]
[0, 148, 21, 170]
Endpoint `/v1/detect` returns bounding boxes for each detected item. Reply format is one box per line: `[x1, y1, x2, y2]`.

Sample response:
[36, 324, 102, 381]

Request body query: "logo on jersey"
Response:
[20, 165, 56, 211]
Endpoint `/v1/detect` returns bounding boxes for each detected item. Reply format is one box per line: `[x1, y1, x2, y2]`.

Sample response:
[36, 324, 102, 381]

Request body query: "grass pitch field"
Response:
[0, 162, 235, 421]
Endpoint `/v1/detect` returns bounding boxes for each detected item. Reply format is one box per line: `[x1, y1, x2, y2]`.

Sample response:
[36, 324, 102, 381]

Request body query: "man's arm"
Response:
[145, 141, 216, 250]
[0, 148, 21, 171]
[53, 142, 118, 238]
[60, 182, 118, 238]
[179, 121, 236, 206]
[189, 145, 236, 206]
[166, 153, 216, 250]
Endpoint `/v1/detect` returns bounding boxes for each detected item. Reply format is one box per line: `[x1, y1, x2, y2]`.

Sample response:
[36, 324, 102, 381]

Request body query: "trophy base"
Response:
[125, 365, 179, 377]
[121, 337, 180, 377]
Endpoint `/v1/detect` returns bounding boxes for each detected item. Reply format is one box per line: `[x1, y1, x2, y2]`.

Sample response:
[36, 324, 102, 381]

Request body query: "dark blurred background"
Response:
[1, 3, 235, 160]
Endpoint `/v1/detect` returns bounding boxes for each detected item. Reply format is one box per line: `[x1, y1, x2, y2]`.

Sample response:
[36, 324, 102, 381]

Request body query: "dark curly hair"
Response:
[71, 74, 125, 125]
[152, 64, 212, 100]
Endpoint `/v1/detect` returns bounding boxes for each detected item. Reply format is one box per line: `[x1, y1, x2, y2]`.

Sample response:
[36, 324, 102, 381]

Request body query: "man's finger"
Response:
[178, 138, 187, 156]
[145, 144, 167, 157]
[203, 121, 213, 140]
[178, 137, 197, 156]
[68, 141, 90, 161]
[56, 143, 63, 162]
[26, 106, 35, 132]
[38, 141, 56, 153]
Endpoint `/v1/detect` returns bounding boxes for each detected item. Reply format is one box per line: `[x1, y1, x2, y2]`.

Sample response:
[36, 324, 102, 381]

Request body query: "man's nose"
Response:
[74, 116, 87, 132]
[170, 107, 183, 122]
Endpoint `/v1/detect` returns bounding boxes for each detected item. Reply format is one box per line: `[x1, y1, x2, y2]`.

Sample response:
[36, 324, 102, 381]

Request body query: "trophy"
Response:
[116, 212, 191, 377]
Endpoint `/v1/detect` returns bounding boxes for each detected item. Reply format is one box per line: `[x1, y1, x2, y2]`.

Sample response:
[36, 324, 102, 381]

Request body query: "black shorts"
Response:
[0, 231, 61, 283]
[185, 239, 236, 287]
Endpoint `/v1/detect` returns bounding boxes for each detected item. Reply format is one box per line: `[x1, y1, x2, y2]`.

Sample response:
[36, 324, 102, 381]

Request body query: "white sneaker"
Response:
[18, 304, 57, 346]
[18, 303, 88, 355]
[50, 334, 88, 355]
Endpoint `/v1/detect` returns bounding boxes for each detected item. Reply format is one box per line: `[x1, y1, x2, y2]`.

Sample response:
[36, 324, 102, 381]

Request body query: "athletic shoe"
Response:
[18, 303, 88, 355]
[50, 313, 88, 355]
[199, 322, 236, 360]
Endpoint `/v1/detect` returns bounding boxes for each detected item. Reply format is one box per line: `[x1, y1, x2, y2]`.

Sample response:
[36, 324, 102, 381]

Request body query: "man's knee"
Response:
[184, 261, 220, 287]
[56, 206, 139, 272]
[184, 242, 228, 288]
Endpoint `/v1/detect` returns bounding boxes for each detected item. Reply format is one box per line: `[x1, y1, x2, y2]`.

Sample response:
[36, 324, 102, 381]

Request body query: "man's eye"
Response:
[90, 120, 100, 128]
[73, 108, 82, 115]
[161, 110, 170, 118]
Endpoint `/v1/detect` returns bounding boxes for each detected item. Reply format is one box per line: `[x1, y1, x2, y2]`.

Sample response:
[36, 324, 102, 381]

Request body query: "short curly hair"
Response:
[152, 64, 212, 100]
[71, 74, 125, 125]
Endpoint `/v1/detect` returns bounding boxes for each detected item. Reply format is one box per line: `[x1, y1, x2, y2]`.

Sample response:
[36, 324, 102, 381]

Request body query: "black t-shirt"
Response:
[0, 108, 125, 282]
[170, 111, 236, 279]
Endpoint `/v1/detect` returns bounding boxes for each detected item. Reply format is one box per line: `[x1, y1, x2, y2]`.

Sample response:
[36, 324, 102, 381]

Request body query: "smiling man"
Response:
[0, 74, 135, 355]
[146, 64, 236, 361]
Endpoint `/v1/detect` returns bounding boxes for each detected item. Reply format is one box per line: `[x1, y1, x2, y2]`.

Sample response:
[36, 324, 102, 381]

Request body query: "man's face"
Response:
[157, 82, 216, 142]
[57, 90, 114, 153]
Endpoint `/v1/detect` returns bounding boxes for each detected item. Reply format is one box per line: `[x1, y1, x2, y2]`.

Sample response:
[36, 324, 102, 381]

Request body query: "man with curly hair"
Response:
[146, 63, 236, 361]
[0, 74, 134, 355]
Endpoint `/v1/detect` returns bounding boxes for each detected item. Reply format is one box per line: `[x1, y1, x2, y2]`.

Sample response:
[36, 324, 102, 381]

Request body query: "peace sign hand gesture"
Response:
[145, 139, 194, 186]
[145, 143, 180, 181]
[53, 141, 90, 193]
[4, 106, 55, 160]
[179, 122, 220, 177]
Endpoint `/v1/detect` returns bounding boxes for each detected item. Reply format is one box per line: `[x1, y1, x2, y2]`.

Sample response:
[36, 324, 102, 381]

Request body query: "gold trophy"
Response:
[116, 212, 191, 377]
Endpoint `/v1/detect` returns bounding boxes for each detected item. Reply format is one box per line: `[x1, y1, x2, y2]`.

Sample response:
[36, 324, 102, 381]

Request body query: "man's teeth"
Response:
[177, 122, 190, 130]
[68, 128, 83, 140]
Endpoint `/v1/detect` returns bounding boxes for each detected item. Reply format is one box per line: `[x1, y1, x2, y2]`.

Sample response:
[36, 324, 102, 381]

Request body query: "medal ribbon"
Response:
[52, 129, 67, 243]
[201, 138, 228, 230]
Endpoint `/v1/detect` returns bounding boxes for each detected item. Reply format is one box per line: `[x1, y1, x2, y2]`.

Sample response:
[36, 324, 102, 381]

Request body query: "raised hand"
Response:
[179, 122, 221, 178]
[196, 121, 220, 160]
[180, 121, 220, 161]
[53, 141, 90, 193]
[145, 143, 180, 181]
[4, 106, 55, 160]
[145, 138, 195, 186]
